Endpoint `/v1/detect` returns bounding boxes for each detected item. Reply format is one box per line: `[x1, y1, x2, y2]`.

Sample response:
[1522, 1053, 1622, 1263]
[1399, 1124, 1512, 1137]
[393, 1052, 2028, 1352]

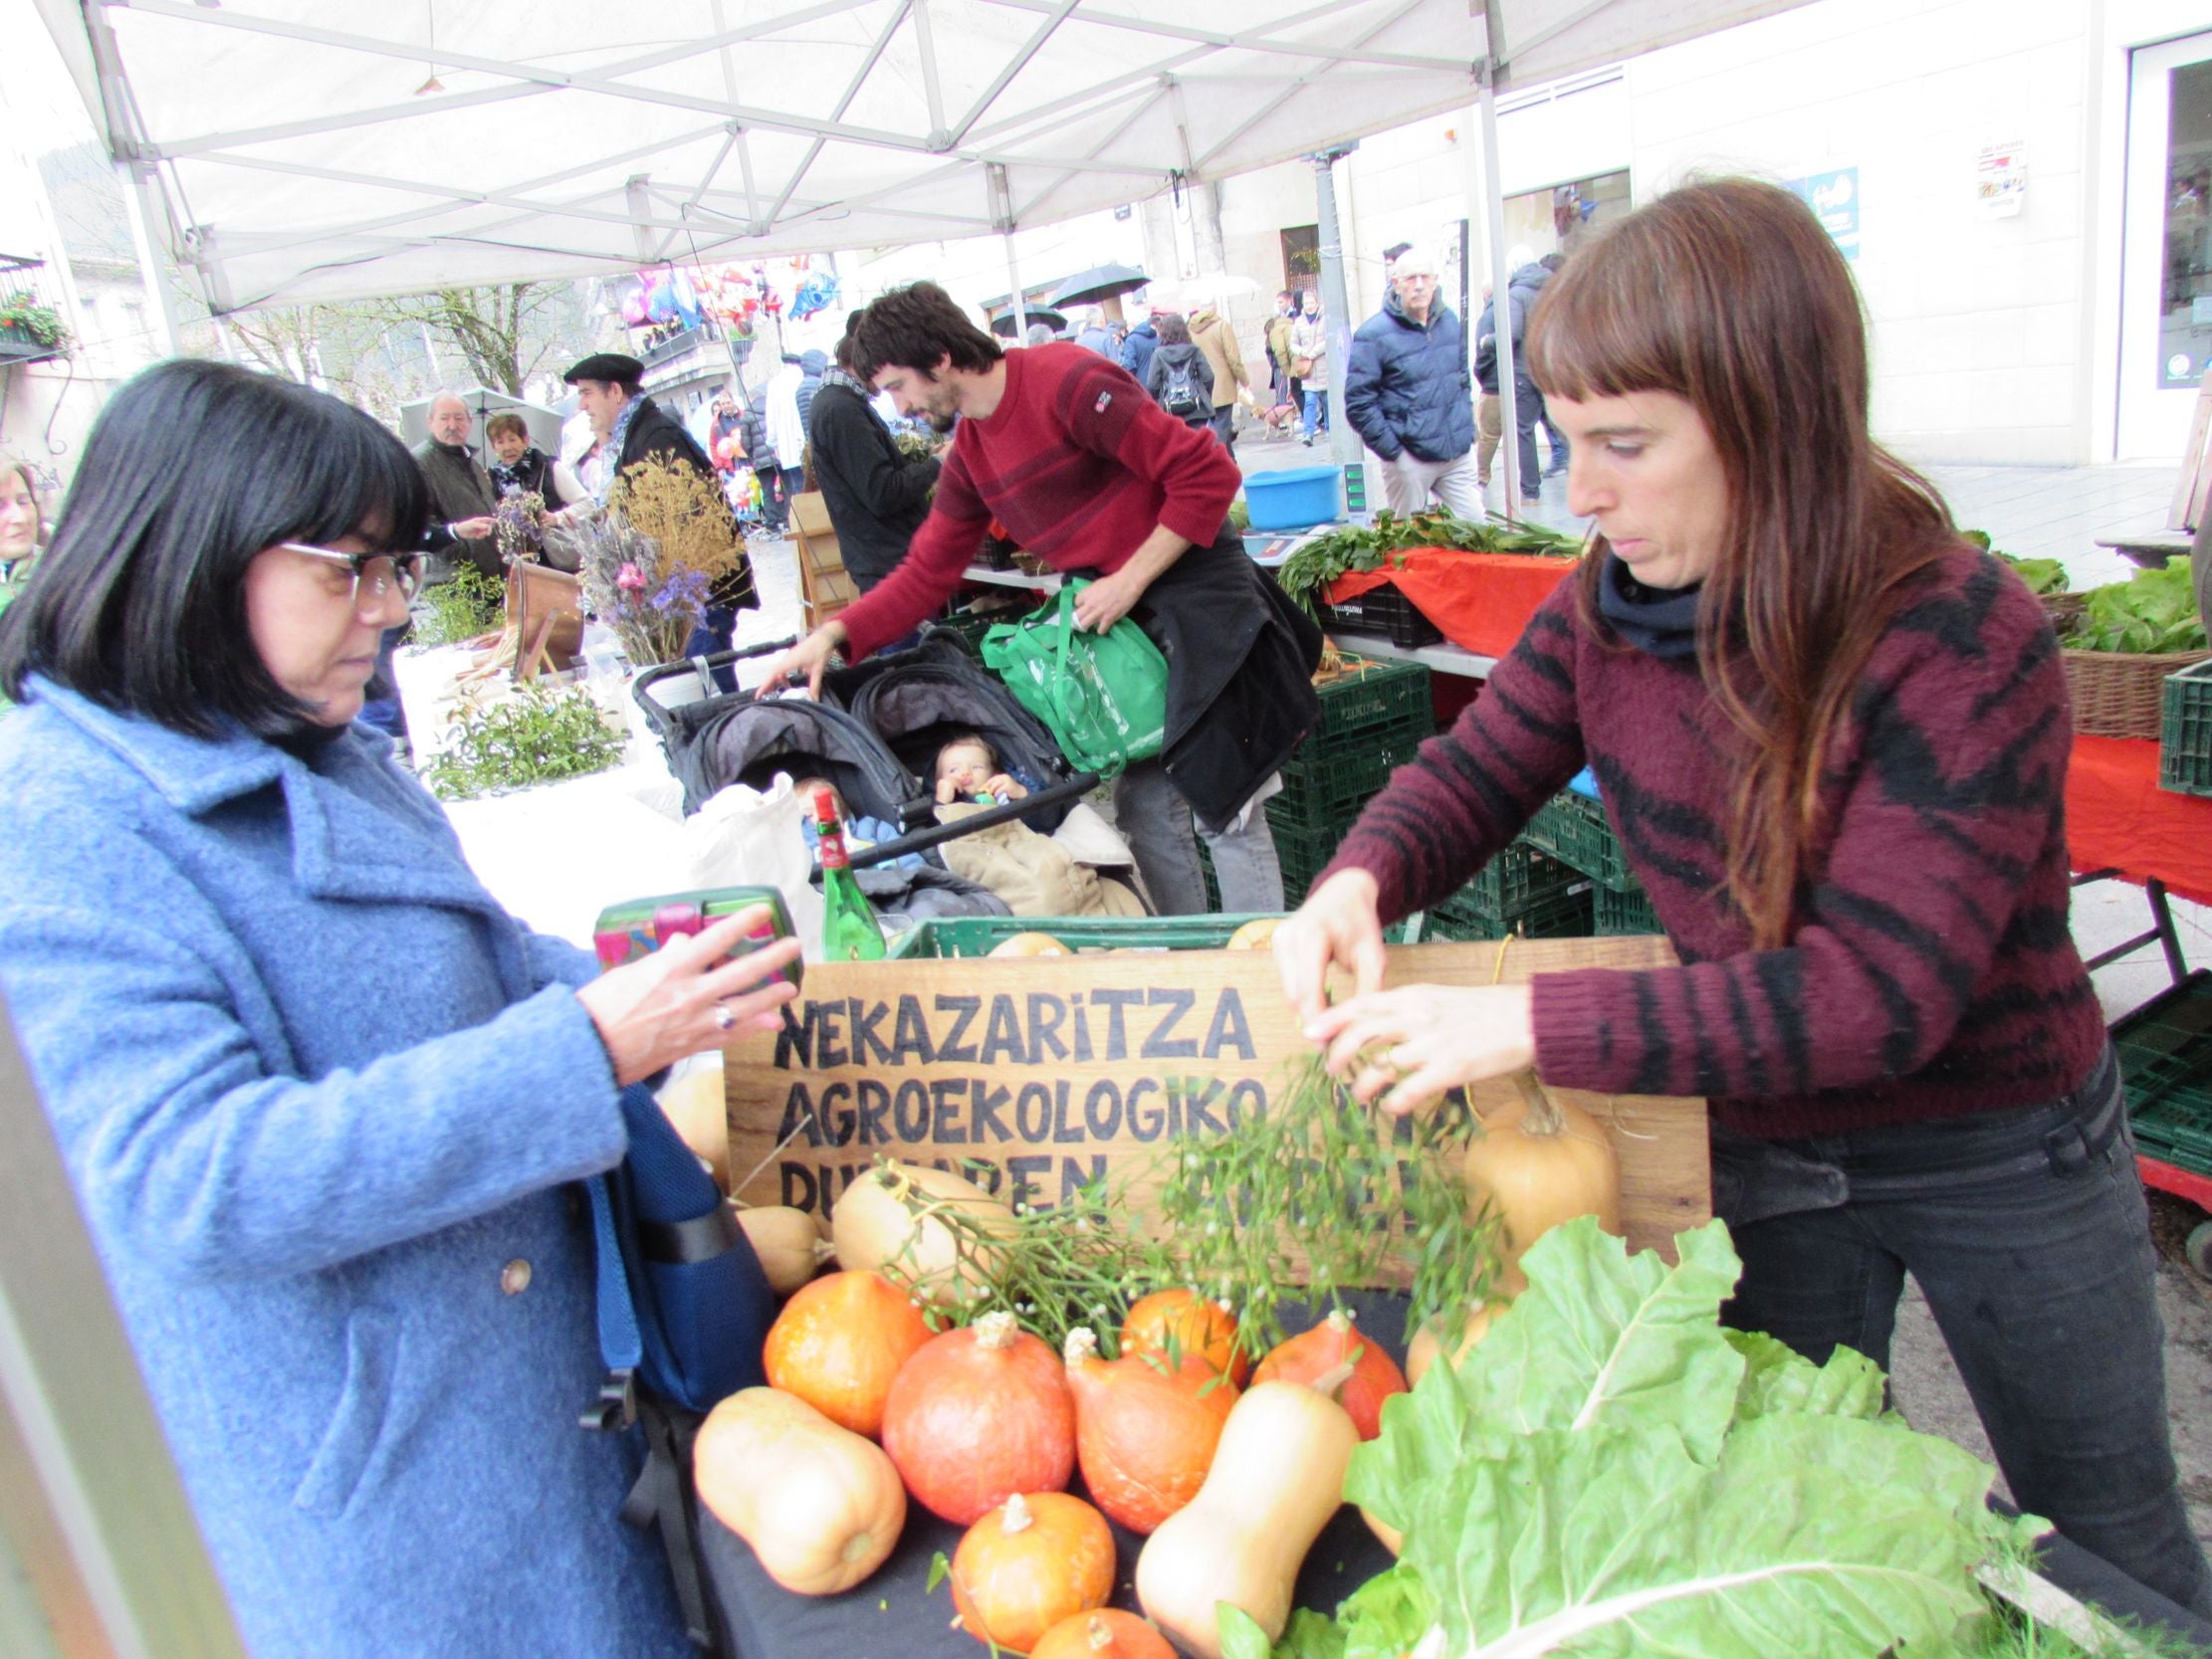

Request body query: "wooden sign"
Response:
[723, 935, 1709, 1264]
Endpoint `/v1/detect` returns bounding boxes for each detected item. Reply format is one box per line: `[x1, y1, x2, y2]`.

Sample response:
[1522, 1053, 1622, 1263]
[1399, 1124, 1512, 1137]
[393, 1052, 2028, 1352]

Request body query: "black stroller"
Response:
[631, 638, 1108, 919]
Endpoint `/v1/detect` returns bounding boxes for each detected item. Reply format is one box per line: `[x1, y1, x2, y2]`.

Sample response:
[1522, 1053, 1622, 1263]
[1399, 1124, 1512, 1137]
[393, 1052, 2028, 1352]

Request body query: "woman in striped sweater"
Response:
[1274, 178, 2210, 1614]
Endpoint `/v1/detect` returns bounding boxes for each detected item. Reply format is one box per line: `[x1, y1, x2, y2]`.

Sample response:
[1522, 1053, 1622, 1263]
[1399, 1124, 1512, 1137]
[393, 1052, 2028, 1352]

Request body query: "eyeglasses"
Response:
[280, 541, 426, 607]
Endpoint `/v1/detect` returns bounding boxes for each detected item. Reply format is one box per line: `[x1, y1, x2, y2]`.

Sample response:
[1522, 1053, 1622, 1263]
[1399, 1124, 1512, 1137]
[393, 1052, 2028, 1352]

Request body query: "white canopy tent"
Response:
[37, 0, 1812, 315]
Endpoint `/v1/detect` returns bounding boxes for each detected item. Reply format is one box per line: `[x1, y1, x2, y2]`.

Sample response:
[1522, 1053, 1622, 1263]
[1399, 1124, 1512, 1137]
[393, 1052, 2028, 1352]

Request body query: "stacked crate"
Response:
[1419, 840, 1595, 941]
[1206, 655, 1433, 907]
[1519, 784, 1659, 936]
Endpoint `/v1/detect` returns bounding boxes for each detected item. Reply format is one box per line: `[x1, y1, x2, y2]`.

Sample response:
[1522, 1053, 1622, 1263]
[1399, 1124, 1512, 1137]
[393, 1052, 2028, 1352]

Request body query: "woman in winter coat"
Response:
[1290, 291, 1330, 444]
[1144, 312, 1216, 434]
[1273, 177, 2211, 1617]
[0, 359, 802, 1659]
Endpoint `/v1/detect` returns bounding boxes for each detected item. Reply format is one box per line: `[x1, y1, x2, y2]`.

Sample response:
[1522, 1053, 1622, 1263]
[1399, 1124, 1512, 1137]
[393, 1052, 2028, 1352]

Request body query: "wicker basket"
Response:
[2064, 646, 2212, 738]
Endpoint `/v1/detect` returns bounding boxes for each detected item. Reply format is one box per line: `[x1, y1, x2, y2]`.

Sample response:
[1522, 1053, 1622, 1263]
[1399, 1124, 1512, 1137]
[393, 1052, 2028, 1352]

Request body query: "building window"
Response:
[1279, 225, 1319, 300]
[1501, 170, 1631, 265]
[2159, 60, 2212, 389]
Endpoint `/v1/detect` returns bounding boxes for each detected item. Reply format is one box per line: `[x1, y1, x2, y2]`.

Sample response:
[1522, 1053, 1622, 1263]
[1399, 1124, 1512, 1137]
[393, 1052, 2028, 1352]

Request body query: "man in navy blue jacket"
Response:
[1343, 244, 1481, 518]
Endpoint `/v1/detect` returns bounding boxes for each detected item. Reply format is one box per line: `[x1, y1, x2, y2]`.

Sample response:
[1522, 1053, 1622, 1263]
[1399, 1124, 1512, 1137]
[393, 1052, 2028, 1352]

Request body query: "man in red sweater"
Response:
[761, 283, 1321, 915]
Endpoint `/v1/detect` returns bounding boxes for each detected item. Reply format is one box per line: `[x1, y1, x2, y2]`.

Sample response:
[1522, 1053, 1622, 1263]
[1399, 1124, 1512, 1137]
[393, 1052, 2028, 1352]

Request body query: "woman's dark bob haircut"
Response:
[0, 358, 430, 738]
[850, 282, 1003, 385]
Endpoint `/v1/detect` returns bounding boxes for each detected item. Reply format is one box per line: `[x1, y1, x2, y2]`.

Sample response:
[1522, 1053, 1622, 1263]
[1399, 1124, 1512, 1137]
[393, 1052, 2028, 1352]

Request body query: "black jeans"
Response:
[1714, 1047, 2212, 1617]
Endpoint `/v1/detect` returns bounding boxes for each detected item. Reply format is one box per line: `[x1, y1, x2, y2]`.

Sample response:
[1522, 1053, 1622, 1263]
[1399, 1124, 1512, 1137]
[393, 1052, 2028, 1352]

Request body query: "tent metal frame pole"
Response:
[948, 0, 1082, 147]
[116, 160, 181, 357]
[984, 0, 1467, 73]
[764, 0, 915, 231]
[1192, 0, 1431, 175]
[992, 164, 1028, 338]
[0, 990, 250, 1659]
[1479, 58, 1523, 514]
[1313, 148, 1361, 495]
[910, 0, 950, 145]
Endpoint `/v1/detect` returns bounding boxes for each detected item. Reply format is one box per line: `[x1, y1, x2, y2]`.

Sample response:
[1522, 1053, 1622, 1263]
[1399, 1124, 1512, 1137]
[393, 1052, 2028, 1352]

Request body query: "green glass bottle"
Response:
[811, 786, 886, 961]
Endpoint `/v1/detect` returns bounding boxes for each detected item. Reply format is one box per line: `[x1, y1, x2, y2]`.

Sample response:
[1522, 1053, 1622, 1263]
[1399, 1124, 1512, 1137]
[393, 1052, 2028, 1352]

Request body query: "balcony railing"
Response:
[0, 255, 69, 366]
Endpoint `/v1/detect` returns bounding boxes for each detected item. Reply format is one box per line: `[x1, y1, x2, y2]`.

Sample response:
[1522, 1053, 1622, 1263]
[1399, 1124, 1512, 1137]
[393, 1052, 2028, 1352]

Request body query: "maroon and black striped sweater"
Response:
[1321, 545, 2108, 1138]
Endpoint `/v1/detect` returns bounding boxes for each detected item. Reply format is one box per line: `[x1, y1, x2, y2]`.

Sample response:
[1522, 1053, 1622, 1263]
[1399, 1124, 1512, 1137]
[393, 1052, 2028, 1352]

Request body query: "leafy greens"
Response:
[1271, 1218, 2043, 1659]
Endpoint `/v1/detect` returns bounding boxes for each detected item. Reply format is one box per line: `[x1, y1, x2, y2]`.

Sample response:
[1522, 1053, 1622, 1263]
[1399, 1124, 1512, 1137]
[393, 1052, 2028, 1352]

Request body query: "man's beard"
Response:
[925, 407, 958, 435]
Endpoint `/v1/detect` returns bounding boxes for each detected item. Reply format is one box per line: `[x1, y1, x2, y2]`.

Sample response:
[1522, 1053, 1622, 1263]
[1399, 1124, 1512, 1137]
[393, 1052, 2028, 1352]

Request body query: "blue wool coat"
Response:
[0, 685, 692, 1659]
[1343, 288, 1476, 465]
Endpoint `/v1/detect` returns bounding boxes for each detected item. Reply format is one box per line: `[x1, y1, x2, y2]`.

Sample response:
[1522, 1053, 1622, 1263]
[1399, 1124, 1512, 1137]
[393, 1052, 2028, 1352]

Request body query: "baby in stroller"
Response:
[930, 734, 1142, 920]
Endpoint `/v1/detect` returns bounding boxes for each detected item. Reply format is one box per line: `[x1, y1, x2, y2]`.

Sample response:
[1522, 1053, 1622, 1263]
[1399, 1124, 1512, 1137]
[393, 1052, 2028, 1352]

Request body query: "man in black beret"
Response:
[563, 351, 758, 635]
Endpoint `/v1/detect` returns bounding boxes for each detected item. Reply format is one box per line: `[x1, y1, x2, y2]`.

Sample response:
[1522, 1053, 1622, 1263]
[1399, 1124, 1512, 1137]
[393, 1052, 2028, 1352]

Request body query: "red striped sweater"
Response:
[835, 344, 1242, 661]
[1322, 545, 2108, 1137]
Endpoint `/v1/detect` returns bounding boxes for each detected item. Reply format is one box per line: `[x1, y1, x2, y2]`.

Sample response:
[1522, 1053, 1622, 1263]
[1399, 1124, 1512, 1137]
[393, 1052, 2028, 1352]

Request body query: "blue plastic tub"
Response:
[1242, 465, 1341, 530]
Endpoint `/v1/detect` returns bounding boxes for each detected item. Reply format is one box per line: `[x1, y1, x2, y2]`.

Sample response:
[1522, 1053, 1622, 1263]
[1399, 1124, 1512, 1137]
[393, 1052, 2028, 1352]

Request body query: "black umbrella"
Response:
[989, 307, 1067, 338]
[1049, 264, 1150, 308]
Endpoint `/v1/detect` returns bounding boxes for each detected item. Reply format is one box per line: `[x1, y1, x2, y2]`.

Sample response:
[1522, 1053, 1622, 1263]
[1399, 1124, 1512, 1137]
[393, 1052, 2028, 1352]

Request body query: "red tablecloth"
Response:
[1326, 549, 1572, 659]
[2067, 735, 2212, 907]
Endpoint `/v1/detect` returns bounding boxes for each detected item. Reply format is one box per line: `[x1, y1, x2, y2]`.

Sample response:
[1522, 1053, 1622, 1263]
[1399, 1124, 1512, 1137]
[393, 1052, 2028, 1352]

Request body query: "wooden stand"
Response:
[505, 561, 583, 681]
[724, 934, 1709, 1269]
[792, 491, 858, 633]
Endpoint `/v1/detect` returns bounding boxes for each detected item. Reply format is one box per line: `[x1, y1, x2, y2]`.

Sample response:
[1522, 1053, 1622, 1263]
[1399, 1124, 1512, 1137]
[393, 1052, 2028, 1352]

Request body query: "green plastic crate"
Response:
[1594, 883, 1661, 935]
[1451, 840, 1585, 923]
[1419, 885, 1594, 942]
[1522, 789, 1636, 892]
[887, 911, 1420, 956]
[1313, 655, 1432, 741]
[1263, 811, 1352, 896]
[2159, 658, 2212, 798]
[2112, 969, 2212, 1175]
[1269, 717, 1432, 835]
[887, 914, 1281, 957]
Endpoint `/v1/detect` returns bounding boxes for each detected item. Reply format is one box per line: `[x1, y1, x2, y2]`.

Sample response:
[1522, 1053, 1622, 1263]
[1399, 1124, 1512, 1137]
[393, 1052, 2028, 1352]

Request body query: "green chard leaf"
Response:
[1217, 1602, 1275, 1659]
[1725, 1329, 1885, 1423]
[1459, 1217, 1748, 1461]
[1404, 1416, 1993, 1659]
[1337, 1565, 1437, 1659]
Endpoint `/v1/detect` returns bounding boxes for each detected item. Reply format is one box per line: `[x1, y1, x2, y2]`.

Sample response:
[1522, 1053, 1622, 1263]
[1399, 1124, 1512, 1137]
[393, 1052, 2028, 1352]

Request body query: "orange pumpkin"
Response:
[882, 1311, 1075, 1524]
[1119, 1288, 1247, 1385]
[1062, 1328, 1237, 1534]
[763, 1271, 933, 1439]
[1251, 1309, 1407, 1441]
[951, 1492, 1115, 1652]
[1030, 1609, 1179, 1659]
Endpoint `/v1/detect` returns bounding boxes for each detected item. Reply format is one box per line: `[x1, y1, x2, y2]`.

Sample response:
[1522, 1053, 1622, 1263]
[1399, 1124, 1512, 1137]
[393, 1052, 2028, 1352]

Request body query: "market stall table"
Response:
[2064, 734, 2212, 988]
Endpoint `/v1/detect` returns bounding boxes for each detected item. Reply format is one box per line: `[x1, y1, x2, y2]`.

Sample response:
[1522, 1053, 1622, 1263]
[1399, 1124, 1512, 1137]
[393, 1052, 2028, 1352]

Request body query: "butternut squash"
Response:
[694, 1386, 906, 1595]
[733, 1204, 834, 1296]
[1135, 1374, 1359, 1658]
[833, 1160, 1018, 1308]
[658, 1061, 730, 1188]
[1462, 1073, 1621, 1268]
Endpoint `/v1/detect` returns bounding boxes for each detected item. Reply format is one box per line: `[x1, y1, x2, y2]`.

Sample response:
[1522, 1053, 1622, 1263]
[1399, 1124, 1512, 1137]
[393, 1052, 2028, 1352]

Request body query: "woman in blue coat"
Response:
[0, 360, 801, 1658]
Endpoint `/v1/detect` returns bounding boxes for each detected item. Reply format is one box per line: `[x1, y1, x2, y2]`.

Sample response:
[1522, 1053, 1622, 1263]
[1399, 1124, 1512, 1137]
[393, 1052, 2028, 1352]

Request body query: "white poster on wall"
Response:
[1975, 140, 2027, 219]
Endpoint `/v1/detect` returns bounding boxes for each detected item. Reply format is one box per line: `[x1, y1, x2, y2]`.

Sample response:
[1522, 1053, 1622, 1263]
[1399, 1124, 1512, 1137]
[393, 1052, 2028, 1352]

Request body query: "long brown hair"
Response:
[1524, 178, 1954, 947]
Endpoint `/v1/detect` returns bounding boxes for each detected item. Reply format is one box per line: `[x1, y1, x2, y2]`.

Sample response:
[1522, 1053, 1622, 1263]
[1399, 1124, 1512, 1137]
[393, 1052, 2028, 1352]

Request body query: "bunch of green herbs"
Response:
[1277, 511, 1582, 617]
[421, 683, 625, 801]
[1150, 1050, 1503, 1364]
[409, 562, 505, 647]
[851, 1156, 1181, 1355]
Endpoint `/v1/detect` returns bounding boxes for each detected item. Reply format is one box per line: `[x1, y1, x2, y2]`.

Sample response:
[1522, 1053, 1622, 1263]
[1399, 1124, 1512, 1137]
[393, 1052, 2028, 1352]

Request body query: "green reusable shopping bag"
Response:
[980, 579, 1169, 777]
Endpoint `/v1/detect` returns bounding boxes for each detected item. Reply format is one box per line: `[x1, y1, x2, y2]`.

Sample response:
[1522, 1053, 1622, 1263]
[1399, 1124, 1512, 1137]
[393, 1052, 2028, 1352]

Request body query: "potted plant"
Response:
[0, 294, 71, 355]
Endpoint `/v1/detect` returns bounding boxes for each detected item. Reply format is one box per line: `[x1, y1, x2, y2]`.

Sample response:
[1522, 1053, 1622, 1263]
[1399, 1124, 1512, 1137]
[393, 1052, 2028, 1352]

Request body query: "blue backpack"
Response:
[584, 1081, 776, 1653]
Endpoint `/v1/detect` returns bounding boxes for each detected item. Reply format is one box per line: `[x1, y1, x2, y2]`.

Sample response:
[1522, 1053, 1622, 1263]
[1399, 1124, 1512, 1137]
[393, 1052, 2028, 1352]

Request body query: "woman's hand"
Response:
[1272, 868, 1387, 1024]
[576, 909, 803, 1087]
[757, 623, 845, 700]
[1307, 983, 1536, 1116]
